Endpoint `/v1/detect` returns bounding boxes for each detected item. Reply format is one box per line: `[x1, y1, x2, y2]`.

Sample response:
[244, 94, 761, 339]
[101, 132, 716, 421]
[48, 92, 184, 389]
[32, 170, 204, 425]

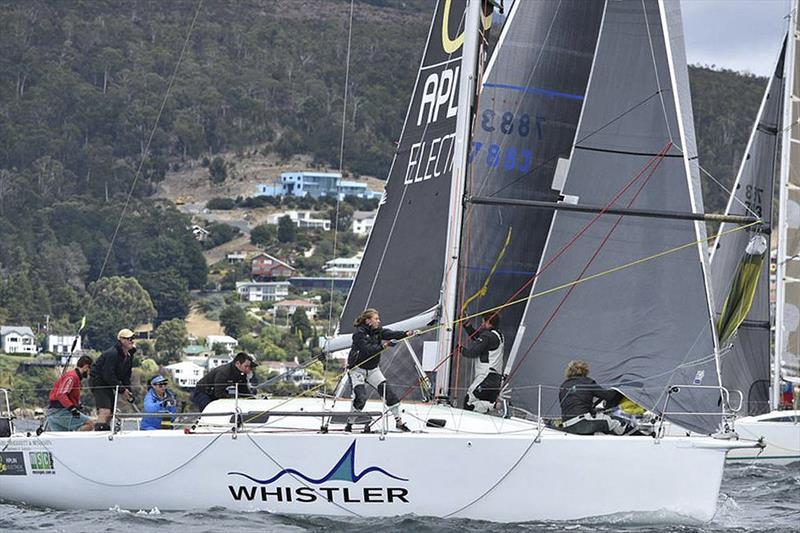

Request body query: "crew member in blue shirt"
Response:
[140, 375, 177, 430]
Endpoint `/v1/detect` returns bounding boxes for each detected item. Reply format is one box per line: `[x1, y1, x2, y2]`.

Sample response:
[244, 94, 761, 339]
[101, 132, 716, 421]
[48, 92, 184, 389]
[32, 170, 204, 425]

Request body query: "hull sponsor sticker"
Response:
[0, 452, 27, 475]
[227, 440, 409, 505]
[29, 451, 55, 475]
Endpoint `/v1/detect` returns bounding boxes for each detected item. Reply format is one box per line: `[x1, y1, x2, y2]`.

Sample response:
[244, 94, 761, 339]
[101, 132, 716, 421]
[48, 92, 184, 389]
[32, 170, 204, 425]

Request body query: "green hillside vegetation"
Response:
[0, 1, 771, 355]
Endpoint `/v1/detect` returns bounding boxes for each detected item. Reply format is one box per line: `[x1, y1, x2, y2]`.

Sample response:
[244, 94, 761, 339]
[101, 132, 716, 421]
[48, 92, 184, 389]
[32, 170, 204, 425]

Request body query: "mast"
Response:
[435, 0, 482, 396]
[773, 0, 798, 410]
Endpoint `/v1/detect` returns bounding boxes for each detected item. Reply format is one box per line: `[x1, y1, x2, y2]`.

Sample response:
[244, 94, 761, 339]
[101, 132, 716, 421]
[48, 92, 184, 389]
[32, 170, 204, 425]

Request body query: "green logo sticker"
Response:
[28, 451, 55, 475]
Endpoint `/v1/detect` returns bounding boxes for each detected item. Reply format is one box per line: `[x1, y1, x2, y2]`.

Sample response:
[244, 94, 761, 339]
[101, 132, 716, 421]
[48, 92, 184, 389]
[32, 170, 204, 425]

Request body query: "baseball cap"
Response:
[151, 375, 168, 386]
[117, 328, 135, 340]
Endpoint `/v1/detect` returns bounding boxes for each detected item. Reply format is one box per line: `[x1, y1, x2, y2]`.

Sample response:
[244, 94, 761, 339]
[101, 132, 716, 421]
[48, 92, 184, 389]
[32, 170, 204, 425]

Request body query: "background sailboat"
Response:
[714, 4, 800, 464]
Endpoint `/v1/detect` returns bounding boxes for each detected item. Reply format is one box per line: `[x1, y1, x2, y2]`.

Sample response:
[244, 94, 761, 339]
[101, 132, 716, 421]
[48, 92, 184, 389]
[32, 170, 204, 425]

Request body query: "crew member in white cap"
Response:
[141, 375, 177, 430]
[90, 328, 136, 431]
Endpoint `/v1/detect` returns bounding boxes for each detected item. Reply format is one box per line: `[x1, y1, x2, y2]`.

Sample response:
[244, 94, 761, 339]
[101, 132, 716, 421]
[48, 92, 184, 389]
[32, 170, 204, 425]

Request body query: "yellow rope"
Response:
[460, 226, 513, 314]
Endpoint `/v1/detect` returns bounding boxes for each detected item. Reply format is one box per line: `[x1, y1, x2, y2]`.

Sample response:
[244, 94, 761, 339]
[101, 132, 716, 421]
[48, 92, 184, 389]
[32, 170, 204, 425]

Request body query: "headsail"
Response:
[710, 40, 784, 415]
[453, 1, 605, 399]
[505, 0, 723, 434]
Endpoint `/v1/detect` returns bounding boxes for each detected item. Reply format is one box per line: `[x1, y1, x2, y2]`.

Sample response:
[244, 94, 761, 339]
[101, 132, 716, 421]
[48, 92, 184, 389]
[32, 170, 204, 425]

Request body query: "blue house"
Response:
[256, 172, 382, 200]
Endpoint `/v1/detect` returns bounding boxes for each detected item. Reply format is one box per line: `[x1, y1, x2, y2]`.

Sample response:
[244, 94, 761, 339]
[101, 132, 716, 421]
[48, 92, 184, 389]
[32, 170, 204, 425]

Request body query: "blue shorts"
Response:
[47, 407, 91, 431]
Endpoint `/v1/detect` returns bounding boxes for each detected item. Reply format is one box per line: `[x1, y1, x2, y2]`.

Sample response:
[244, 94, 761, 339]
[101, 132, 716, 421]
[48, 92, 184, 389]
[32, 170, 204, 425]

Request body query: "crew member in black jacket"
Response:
[90, 328, 136, 431]
[346, 308, 415, 433]
[558, 360, 625, 435]
[191, 352, 257, 411]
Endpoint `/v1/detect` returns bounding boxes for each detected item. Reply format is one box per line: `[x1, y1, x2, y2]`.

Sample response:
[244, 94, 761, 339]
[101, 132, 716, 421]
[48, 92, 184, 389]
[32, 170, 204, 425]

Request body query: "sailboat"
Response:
[711, 6, 800, 464]
[0, 0, 759, 521]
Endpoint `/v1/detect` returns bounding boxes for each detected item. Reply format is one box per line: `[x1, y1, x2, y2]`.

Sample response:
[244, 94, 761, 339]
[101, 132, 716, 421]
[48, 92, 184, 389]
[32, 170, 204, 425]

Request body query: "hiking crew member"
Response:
[346, 308, 414, 433]
[461, 312, 504, 413]
[90, 328, 136, 431]
[558, 360, 625, 435]
[141, 375, 177, 430]
[191, 352, 257, 411]
[46, 355, 94, 431]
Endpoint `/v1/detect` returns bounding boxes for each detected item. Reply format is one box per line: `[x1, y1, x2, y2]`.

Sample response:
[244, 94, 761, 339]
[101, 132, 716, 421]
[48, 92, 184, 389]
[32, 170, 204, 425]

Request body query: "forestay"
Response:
[506, 0, 723, 434]
[710, 41, 784, 415]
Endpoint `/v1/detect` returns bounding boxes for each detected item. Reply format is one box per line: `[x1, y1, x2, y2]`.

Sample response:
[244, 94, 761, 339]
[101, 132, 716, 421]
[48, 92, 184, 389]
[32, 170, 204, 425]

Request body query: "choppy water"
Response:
[1, 462, 798, 533]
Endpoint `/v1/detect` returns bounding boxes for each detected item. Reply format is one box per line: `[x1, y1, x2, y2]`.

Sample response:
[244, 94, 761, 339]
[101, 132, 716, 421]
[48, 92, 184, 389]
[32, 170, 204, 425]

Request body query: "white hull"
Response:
[727, 410, 800, 465]
[0, 399, 758, 522]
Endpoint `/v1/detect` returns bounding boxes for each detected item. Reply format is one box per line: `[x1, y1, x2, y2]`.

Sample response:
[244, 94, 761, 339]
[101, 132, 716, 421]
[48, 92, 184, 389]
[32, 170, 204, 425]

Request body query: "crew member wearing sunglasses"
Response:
[140, 375, 177, 430]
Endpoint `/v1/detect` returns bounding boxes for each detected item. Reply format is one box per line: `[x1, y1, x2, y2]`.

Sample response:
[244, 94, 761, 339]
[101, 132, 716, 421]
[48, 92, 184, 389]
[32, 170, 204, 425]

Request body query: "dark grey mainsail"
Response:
[453, 1, 604, 401]
[339, 0, 466, 330]
[710, 41, 784, 416]
[505, 0, 723, 434]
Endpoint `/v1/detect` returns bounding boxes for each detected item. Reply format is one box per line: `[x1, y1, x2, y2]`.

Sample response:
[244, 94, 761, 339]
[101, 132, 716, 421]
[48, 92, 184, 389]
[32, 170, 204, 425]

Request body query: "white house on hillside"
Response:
[0, 326, 37, 355]
[46, 334, 81, 355]
[271, 299, 319, 320]
[266, 210, 331, 231]
[351, 211, 376, 236]
[236, 280, 290, 302]
[165, 361, 205, 388]
[323, 252, 362, 278]
[205, 335, 239, 354]
[186, 355, 232, 370]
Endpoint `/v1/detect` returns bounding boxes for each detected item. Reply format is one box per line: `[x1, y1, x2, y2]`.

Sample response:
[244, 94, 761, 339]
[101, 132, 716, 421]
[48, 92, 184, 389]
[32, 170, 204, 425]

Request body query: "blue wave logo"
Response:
[228, 441, 408, 484]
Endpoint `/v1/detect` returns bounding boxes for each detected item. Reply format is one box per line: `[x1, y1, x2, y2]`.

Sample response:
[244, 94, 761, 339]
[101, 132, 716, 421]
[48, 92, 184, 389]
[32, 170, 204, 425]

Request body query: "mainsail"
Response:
[710, 41, 784, 415]
[339, 0, 466, 331]
[505, 0, 723, 434]
[453, 1, 605, 399]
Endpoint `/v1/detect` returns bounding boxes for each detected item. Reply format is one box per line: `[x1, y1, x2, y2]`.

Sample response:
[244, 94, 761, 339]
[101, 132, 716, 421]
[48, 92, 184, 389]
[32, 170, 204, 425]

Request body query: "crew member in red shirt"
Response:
[46, 355, 94, 431]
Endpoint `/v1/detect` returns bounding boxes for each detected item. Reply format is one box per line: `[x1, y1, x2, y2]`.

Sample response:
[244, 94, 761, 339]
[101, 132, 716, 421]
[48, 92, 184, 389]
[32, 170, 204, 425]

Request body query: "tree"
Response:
[219, 304, 248, 338]
[139, 271, 190, 324]
[328, 202, 354, 232]
[209, 157, 227, 184]
[84, 276, 156, 349]
[250, 223, 277, 246]
[277, 215, 296, 243]
[155, 318, 187, 365]
[290, 307, 313, 343]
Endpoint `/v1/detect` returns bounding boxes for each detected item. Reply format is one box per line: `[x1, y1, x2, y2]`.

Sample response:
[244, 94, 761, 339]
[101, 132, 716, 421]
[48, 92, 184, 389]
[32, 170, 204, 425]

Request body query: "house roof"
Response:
[206, 335, 238, 343]
[273, 299, 317, 308]
[0, 326, 35, 337]
[251, 252, 294, 270]
[165, 361, 205, 371]
[352, 210, 376, 220]
[182, 345, 207, 355]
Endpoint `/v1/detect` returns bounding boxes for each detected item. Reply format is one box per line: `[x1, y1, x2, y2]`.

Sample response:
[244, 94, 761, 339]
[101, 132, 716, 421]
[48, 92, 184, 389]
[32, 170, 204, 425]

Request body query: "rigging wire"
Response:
[327, 0, 356, 339]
